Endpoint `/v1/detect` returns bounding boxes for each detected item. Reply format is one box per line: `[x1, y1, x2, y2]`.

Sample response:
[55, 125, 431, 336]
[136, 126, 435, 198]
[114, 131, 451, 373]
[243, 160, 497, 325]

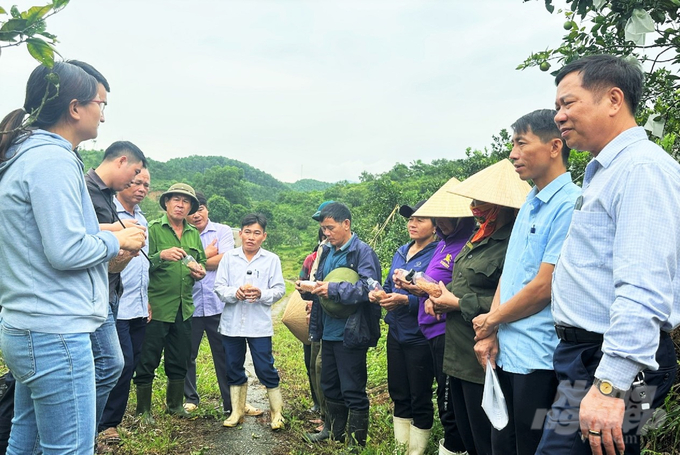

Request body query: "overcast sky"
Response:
[0, 0, 568, 183]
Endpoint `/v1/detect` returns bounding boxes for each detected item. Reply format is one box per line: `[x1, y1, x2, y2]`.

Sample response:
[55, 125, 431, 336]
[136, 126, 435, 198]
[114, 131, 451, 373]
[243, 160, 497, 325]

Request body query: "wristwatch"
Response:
[593, 378, 627, 399]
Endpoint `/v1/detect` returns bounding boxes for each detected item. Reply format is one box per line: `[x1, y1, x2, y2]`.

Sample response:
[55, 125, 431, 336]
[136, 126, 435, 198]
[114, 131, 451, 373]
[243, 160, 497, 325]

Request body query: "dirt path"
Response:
[199, 294, 290, 455]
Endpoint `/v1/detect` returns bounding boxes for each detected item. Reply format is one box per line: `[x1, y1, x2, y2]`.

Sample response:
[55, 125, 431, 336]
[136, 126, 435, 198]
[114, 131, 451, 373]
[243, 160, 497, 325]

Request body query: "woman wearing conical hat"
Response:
[409, 177, 477, 455]
[427, 160, 531, 455]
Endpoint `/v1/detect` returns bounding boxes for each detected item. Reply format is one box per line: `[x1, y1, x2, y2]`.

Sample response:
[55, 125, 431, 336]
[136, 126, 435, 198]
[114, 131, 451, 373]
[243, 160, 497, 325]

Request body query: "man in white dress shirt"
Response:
[214, 213, 286, 430]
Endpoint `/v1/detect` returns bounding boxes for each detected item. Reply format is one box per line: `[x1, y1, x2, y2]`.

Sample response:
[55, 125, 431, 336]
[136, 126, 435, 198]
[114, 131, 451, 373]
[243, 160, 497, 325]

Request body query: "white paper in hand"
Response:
[481, 359, 509, 430]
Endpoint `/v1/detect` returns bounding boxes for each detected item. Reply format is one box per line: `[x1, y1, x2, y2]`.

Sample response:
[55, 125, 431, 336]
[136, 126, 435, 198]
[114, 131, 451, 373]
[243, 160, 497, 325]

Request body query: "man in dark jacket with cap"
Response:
[134, 183, 207, 424]
[297, 202, 381, 449]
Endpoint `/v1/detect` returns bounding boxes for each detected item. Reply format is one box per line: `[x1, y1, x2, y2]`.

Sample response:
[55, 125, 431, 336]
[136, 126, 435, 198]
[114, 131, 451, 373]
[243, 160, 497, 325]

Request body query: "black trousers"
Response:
[0, 372, 15, 455]
[536, 332, 676, 455]
[449, 375, 492, 455]
[303, 343, 319, 407]
[135, 309, 192, 384]
[429, 334, 467, 452]
[99, 317, 147, 431]
[320, 340, 369, 411]
[184, 314, 231, 410]
[491, 367, 558, 455]
[387, 332, 434, 429]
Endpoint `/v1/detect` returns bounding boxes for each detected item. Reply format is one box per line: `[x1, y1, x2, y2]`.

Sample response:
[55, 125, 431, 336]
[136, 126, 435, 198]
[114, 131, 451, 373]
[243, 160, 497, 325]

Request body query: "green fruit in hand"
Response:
[539, 62, 551, 72]
[563, 20, 575, 30]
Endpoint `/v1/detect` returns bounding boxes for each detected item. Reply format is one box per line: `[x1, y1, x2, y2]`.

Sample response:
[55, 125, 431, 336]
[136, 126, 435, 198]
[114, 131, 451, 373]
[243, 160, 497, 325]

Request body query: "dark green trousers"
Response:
[134, 308, 192, 384]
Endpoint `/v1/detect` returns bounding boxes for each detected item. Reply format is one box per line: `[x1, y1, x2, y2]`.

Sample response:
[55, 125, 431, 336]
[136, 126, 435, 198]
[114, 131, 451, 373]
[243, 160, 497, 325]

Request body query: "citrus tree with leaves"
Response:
[520, 0, 680, 160]
[0, 0, 68, 67]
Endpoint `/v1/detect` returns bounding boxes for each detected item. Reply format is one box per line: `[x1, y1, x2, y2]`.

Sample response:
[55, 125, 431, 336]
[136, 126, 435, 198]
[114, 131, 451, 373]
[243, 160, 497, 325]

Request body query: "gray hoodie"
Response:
[0, 130, 119, 333]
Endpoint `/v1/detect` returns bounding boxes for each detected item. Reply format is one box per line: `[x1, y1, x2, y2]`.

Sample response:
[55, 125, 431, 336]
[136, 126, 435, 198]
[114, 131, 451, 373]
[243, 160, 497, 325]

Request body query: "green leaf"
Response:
[0, 17, 28, 36]
[22, 5, 53, 22]
[26, 37, 55, 67]
[650, 10, 666, 23]
[576, 1, 589, 17]
[52, 0, 70, 9]
[0, 7, 6, 14]
[38, 31, 57, 40]
[10, 5, 20, 18]
[544, 0, 555, 14]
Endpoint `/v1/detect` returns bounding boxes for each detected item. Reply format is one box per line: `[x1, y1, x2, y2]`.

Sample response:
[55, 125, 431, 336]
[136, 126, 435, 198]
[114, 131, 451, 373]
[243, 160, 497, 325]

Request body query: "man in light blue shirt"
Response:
[183, 192, 235, 414]
[214, 213, 286, 430]
[536, 55, 680, 455]
[472, 109, 580, 455]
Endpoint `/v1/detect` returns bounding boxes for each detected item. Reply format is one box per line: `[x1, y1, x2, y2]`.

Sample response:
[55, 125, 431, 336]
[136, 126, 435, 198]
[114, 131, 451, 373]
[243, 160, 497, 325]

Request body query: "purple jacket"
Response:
[418, 218, 476, 339]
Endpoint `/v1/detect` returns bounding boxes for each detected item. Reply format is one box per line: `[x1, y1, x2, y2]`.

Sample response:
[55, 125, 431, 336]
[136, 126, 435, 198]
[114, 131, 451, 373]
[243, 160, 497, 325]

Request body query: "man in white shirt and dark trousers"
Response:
[214, 213, 286, 430]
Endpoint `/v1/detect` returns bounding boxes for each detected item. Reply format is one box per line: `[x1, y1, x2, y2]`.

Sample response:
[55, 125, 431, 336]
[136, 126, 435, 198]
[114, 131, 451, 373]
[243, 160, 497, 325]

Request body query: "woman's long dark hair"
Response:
[0, 62, 98, 161]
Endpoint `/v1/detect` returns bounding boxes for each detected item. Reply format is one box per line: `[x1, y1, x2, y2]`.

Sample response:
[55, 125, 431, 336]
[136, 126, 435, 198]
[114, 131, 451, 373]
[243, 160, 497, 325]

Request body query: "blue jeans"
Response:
[90, 306, 124, 432]
[99, 317, 147, 432]
[0, 322, 96, 454]
[221, 336, 280, 388]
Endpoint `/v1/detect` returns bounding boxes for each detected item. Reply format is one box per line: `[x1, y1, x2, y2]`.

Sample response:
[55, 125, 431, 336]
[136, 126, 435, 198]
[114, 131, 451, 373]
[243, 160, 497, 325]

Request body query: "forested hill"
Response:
[79, 150, 332, 199]
[77, 131, 595, 276]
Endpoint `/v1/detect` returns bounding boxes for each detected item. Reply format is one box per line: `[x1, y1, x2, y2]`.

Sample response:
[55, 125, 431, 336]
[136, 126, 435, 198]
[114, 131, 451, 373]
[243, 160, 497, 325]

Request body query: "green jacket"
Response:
[442, 222, 513, 384]
[148, 214, 206, 322]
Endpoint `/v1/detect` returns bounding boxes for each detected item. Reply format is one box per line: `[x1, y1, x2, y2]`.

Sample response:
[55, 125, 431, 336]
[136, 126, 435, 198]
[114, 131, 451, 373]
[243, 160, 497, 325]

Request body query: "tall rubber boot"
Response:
[135, 383, 155, 425]
[438, 438, 468, 455]
[304, 420, 330, 443]
[223, 383, 247, 427]
[393, 416, 411, 452]
[166, 379, 191, 417]
[327, 399, 349, 442]
[267, 387, 285, 430]
[408, 424, 431, 455]
[346, 408, 369, 448]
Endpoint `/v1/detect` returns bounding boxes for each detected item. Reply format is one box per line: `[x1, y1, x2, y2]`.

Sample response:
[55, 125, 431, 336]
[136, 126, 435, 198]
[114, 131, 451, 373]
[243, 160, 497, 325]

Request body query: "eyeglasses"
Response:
[89, 99, 107, 113]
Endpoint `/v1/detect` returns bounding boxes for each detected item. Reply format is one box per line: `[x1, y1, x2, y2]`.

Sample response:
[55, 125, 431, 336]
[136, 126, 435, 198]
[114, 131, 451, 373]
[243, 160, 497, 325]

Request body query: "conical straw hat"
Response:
[448, 159, 531, 209]
[413, 177, 474, 218]
[281, 290, 310, 345]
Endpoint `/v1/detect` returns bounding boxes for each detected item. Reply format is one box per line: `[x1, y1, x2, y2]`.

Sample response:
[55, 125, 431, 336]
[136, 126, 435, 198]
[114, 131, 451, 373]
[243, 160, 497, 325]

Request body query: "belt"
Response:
[555, 325, 671, 344]
[554, 325, 603, 343]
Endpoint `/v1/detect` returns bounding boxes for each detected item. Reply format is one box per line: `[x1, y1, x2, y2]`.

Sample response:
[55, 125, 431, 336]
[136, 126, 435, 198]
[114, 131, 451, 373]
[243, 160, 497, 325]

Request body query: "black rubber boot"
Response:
[327, 399, 349, 442]
[135, 383, 155, 425]
[346, 408, 369, 448]
[166, 379, 191, 418]
[304, 421, 330, 443]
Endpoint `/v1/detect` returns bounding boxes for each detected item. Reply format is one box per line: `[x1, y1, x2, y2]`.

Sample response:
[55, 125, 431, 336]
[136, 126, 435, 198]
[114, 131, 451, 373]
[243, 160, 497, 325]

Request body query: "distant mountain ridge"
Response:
[78, 150, 332, 198]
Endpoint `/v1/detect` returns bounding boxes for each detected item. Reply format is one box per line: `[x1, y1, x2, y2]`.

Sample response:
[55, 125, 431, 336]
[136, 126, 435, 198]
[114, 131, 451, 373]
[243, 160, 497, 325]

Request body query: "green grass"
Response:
[1, 299, 678, 454]
[113, 337, 227, 455]
[272, 306, 445, 455]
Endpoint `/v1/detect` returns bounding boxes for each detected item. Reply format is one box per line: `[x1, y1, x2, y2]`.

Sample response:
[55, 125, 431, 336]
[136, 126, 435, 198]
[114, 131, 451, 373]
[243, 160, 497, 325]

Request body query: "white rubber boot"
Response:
[267, 386, 285, 430]
[223, 383, 247, 427]
[438, 438, 468, 455]
[393, 416, 411, 452]
[408, 424, 431, 455]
